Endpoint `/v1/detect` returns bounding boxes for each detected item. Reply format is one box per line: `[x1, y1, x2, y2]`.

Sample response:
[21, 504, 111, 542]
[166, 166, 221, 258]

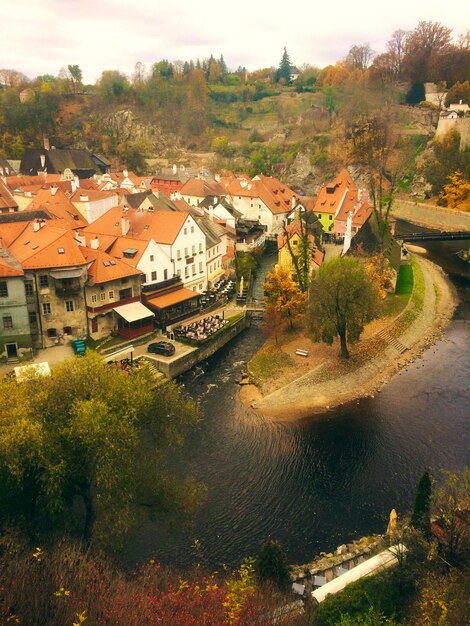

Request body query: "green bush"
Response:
[314, 570, 410, 626]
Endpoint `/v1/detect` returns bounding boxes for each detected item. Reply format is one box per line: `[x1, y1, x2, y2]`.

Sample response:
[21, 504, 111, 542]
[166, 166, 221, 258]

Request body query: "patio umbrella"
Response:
[239, 275, 244, 297]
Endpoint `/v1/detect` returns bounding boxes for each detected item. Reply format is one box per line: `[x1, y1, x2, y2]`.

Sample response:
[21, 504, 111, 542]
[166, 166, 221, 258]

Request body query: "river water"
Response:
[127, 231, 469, 570]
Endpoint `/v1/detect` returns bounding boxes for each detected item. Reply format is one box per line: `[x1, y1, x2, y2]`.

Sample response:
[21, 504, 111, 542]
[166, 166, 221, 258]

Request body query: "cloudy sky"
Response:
[2, 0, 469, 82]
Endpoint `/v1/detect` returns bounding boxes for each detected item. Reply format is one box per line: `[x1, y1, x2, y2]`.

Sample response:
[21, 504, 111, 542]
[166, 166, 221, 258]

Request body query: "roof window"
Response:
[123, 248, 138, 258]
[58, 248, 65, 254]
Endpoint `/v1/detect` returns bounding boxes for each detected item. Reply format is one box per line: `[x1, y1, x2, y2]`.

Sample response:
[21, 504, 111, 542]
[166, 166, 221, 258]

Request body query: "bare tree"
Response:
[386, 29, 408, 78]
[346, 43, 375, 71]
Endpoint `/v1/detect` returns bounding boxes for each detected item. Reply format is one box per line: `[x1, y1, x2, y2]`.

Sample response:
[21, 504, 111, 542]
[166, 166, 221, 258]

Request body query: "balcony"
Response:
[55, 280, 82, 297]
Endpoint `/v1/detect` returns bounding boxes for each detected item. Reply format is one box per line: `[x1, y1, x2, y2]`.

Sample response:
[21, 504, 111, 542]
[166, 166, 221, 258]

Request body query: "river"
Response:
[126, 232, 469, 570]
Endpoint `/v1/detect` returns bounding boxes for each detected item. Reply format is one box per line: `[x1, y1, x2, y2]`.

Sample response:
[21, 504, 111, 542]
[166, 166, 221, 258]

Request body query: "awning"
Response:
[146, 287, 198, 310]
[113, 301, 154, 323]
[50, 268, 84, 279]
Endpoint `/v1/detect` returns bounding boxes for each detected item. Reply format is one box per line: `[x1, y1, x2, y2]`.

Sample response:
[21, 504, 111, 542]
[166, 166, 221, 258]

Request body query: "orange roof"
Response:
[107, 237, 149, 267]
[4, 174, 61, 191]
[33, 188, 88, 229]
[70, 189, 118, 203]
[314, 169, 357, 215]
[8, 221, 87, 269]
[225, 174, 297, 215]
[82, 247, 142, 283]
[110, 171, 143, 186]
[0, 180, 18, 210]
[82, 205, 188, 245]
[77, 233, 118, 252]
[146, 287, 198, 309]
[180, 178, 226, 198]
[0, 222, 29, 247]
[0, 249, 24, 277]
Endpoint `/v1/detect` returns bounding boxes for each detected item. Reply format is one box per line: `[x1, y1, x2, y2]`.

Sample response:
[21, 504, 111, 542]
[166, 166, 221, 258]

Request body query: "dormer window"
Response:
[123, 248, 138, 258]
[58, 248, 65, 254]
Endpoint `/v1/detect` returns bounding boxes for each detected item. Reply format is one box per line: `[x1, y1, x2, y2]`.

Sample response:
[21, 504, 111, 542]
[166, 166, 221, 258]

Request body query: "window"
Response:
[329, 215, 333, 220]
[177, 249, 181, 259]
[191, 226, 194, 233]
[29, 312, 37, 324]
[192, 245, 195, 255]
[199, 243, 203, 253]
[108, 290, 114, 300]
[100, 292, 106, 301]
[199, 262, 203, 272]
[91, 294, 98, 303]
[42, 302, 51, 315]
[47, 328, 57, 338]
[192, 265, 196, 276]
[177, 268, 181, 277]
[3, 316, 13, 329]
[184, 228, 187, 235]
[150, 255, 154, 262]
[63, 326, 72, 335]
[25, 282, 33, 297]
[151, 271, 157, 281]
[184, 266, 189, 278]
[65, 300, 74, 312]
[121, 277, 129, 284]
[184, 247, 188, 257]
[293, 240, 298, 246]
[39, 275, 48, 288]
[0, 282, 8, 298]
[163, 269, 168, 280]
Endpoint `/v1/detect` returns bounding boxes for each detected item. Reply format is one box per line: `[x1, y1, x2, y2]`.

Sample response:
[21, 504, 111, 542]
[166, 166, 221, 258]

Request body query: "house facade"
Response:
[0, 249, 31, 360]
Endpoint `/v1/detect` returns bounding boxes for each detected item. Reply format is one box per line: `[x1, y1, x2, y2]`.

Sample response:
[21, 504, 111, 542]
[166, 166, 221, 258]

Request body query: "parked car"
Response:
[147, 341, 175, 356]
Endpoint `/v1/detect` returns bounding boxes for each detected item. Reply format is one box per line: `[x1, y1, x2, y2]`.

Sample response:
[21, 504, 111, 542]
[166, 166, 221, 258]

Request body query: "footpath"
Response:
[250, 255, 457, 420]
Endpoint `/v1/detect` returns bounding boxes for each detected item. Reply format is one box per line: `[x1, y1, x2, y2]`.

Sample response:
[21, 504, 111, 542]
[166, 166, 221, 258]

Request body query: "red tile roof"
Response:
[0, 180, 18, 211]
[32, 188, 88, 229]
[82, 247, 142, 284]
[82, 205, 188, 245]
[180, 178, 226, 198]
[8, 221, 87, 269]
[0, 249, 24, 277]
[313, 169, 357, 215]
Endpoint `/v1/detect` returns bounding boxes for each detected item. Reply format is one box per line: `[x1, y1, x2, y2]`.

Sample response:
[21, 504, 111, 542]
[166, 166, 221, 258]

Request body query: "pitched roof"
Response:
[0, 248, 24, 277]
[0, 222, 29, 247]
[82, 247, 143, 283]
[106, 237, 149, 267]
[195, 217, 221, 249]
[224, 174, 297, 215]
[82, 206, 188, 245]
[0, 157, 16, 176]
[8, 221, 87, 269]
[313, 169, 357, 215]
[20, 149, 99, 177]
[0, 180, 18, 211]
[180, 178, 226, 198]
[33, 188, 88, 229]
[70, 189, 118, 203]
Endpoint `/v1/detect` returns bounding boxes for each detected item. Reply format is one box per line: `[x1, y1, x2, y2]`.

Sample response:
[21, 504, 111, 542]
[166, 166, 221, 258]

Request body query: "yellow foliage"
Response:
[439, 170, 470, 211]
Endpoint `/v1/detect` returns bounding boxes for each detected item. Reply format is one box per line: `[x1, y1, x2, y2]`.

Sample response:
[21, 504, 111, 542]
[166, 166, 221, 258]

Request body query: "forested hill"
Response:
[1, 21, 469, 200]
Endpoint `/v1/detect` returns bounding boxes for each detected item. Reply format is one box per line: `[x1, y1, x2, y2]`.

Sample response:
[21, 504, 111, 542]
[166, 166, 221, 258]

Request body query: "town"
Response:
[0, 12, 469, 626]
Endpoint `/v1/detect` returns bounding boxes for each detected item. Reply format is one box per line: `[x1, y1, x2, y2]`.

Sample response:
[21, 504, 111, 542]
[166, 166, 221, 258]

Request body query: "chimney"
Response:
[172, 163, 177, 174]
[213, 196, 218, 205]
[121, 215, 130, 236]
[123, 169, 128, 178]
[50, 185, 58, 196]
[33, 220, 41, 232]
[75, 233, 86, 247]
[209, 206, 214, 221]
[74, 175, 80, 189]
[79, 194, 89, 202]
[214, 173, 221, 183]
[40, 154, 46, 170]
[90, 236, 99, 250]
[71, 178, 77, 193]
[43, 135, 50, 151]
[291, 195, 296, 209]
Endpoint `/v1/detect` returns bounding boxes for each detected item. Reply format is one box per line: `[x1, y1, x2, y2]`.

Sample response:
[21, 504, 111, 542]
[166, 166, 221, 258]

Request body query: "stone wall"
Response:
[435, 117, 470, 150]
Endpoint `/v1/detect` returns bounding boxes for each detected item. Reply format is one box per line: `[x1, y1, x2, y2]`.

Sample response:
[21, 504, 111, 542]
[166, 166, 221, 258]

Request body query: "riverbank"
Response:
[242, 254, 458, 420]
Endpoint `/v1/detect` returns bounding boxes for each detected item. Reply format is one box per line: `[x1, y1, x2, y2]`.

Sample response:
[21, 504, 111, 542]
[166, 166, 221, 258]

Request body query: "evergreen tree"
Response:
[219, 54, 228, 76]
[256, 539, 291, 591]
[276, 47, 292, 83]
[411, 470, 432, 539]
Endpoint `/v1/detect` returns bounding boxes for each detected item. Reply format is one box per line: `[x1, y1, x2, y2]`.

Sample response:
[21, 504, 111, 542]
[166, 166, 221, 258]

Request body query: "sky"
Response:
[1, 0, 469, 83]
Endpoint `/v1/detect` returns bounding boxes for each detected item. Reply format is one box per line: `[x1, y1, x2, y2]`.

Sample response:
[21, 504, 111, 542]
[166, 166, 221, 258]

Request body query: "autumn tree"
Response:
[264, 267, 306, 336]
[432, 469, 470, 565]
[0, 353, 201, 551]
[308, 256, 381, 358]
[346, 43, 375, 71]
[439, 170, 470, 210]
[281, 210, 322, 292]
[423, 129, 470, 197]
[67, 64, 83, 92]
[445, 80, 470, 107]
[402, 21, 452, 82]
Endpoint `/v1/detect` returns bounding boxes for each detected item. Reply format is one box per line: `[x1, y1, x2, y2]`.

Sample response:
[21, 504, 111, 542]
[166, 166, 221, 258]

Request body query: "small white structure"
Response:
[311, 544, 407, 604]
